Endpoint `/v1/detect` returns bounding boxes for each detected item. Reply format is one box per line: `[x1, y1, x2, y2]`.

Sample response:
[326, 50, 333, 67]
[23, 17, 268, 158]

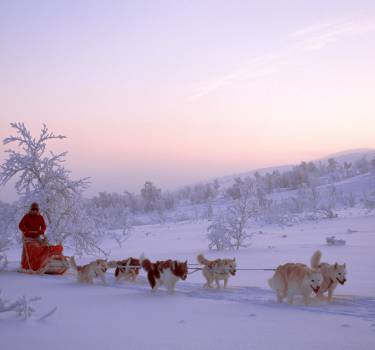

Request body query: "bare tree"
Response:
[141, 181, 162, 212]
[207, 181, 254, 250]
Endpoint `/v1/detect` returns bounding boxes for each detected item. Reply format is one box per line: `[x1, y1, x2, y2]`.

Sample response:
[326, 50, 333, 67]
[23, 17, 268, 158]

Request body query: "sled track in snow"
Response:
[183, 285, 375, 322]
[9, 270, 375, 322]
[102, 275, 375, 322]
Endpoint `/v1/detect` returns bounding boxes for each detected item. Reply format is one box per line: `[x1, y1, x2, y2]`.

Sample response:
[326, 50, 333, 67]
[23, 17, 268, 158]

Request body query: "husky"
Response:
[197, 254, 236, 289]
[69, 256, 108, 284]
[108, 258, 141, 282]
[141, 258, 188, 293]
[310, 250, 347, 302]
[268, 262, 323, 305]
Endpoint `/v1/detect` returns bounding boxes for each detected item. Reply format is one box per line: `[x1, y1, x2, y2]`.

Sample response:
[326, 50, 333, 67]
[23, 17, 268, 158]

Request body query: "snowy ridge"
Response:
[211, 149, 375, 189]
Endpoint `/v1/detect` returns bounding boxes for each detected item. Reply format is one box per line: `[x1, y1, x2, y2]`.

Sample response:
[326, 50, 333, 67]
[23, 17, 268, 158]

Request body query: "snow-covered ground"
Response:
[1, 211, 375, 350]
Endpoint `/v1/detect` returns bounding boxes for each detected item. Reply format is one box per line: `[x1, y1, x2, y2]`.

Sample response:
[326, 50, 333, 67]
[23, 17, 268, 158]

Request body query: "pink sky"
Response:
[1, 1, 375, 199]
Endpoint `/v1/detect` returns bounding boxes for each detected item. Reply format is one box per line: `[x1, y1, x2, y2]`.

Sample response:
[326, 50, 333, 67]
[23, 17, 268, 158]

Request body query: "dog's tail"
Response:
[197, 253, 209, 266]
[268, 276, 275, 290]
[69, 256, 78, 271]
[267, 270, 279, 290]
[310, 250, 322, 269]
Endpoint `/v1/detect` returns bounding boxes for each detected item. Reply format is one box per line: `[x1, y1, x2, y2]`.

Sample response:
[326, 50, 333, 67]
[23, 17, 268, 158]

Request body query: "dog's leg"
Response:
[115, 271, 123, 283]
[303, 294, 309, 306]
[328, 288, 333, 302]
[152, 280, 161, 292]
[287, 292, 294, 305]
[147, 271, 157, 290]
[316, 288, 325, 300]
[280, 272, 288, 299]
[215, 278, 220, 289]
[204, 274, 212, 288]
[277, 290, 283, 303]
[100, 274, 106, 285]
[81, 274, 89, 284]
[224, 277, 228, 288]
[208, 275, 214, 288]
[167, 281, 176, 294]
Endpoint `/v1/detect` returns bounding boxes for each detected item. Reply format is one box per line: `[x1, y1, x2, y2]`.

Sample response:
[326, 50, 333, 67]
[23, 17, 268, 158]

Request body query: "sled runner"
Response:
[20, 237, 69, 275]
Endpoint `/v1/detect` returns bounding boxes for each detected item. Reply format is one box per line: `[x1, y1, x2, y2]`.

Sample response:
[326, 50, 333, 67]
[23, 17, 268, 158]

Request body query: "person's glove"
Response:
[38, 235, 47, 243]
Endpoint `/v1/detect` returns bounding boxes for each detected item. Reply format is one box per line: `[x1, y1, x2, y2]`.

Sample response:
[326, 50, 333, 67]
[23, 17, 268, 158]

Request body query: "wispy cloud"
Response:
[188, 16, 375, 101]
[188, 53, 283, 100]
[292, 17, 375, 50]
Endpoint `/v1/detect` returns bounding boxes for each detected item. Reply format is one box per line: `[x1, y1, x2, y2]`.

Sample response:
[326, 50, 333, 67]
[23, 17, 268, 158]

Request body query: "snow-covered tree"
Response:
[0, 122, 106, 255]
[0, 201, 17, 268]
[206, 212, 232, 250]
[207, 180, 254, 250]
[307, 180, 320, 212]
[84, 191, 134, 246]
[141, 181, 162, 212]
[225, 195, 253, 250]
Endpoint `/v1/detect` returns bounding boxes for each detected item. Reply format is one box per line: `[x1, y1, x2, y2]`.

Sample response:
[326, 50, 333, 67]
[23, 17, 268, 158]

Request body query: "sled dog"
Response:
[69, 256, 108, 284]
[197, 254, 236, 288]
[141, 258, 188, 292]
[310, 250, 347, 302]
[268, 262, 322, 305]
[108, 258, 141, 282]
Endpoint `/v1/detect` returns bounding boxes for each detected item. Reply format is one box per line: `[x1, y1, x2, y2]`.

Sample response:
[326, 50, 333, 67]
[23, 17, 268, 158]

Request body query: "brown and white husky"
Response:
[197, 254, 236, 288]
[141, 258, 188, 293]
[108, 258, 141, 282]
[310, 250, 347, 302]
[69, 256, 108, 284]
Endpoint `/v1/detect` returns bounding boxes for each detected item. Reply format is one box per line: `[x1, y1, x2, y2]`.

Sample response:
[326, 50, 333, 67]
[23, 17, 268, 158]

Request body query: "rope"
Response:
[113, 264, 275, 272]
[236, 268, 276, 271]
[113, 265, 141, 269]
[112, 264, 275, 273]
[22, 243, 275, 275]
[187, 267, 275, 272]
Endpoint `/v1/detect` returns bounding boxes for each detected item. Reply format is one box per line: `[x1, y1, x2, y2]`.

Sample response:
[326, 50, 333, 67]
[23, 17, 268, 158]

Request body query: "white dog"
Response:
[310, 250, 347, 302]
[197, 254, 236, 288]
[268, 262, 323, 305]
[69, 256, 108, 284]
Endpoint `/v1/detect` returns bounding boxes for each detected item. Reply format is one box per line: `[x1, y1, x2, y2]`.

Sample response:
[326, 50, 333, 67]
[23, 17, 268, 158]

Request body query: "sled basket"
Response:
[21, 238, 69, 275]
[43, 255, 70, 275]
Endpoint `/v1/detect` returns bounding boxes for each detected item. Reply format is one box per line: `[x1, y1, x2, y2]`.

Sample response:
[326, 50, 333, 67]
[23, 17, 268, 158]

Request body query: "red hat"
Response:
[30, 202, 39, 210]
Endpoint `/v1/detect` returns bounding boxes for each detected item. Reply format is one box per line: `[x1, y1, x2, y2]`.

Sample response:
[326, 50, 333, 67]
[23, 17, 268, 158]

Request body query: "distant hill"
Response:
[215, 149, 375, 188]
[318, 148, 375, 164]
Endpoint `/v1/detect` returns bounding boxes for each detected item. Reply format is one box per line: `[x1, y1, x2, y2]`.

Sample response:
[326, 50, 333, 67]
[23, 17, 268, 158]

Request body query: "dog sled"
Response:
[19, 237, 69, 275]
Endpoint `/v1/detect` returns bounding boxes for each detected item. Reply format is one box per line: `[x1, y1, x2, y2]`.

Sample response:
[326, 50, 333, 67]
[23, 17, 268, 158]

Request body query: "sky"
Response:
[1, 0, 375, 200]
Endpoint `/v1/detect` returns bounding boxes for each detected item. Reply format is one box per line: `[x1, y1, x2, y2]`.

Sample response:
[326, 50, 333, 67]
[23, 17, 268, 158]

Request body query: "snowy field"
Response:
[1, 211, 375, 350]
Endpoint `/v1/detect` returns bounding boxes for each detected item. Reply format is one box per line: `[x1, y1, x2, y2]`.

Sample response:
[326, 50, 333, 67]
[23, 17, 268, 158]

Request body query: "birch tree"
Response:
[0, 122, 106, 255]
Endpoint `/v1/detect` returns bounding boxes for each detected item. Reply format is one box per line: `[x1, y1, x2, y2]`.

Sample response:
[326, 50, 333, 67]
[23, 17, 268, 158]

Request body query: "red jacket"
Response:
[19, 213, 47, 238]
